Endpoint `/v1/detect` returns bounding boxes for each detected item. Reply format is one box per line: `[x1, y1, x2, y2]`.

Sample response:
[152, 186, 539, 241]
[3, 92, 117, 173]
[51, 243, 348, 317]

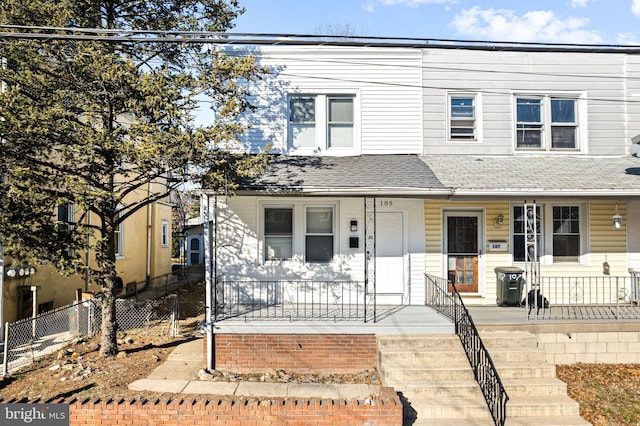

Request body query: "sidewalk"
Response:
[128, 338, 379, 399]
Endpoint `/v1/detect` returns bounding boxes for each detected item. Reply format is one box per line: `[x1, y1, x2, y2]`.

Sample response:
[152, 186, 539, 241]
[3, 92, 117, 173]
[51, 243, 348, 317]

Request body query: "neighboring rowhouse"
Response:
[203, 40, 640, 307]
[1, 187, 172, 324]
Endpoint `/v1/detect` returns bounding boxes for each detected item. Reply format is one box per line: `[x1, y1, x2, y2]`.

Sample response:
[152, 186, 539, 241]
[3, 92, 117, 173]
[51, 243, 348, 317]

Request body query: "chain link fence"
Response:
[2, 296, 179, 376]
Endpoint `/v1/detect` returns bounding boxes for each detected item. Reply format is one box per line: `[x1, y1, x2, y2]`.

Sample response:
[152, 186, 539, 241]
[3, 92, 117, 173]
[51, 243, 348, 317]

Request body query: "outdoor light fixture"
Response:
[612, 203, 623, 230]
[495, 214, 504, 226]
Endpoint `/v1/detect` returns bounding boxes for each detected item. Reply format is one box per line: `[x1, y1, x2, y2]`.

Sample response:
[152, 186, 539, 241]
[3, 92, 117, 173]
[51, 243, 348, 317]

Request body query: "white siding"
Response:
[239, 46, 423, 155]
[422, 48, 628, 156]
[211, 196, 426, 305]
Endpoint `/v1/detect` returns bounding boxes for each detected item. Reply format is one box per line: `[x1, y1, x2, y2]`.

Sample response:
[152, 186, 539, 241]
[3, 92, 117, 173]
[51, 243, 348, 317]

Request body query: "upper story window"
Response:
[289, 97, 316, 149]
[516, 96, 579, 151]
[57, 202, 74, 258]
[449, 95, 477, 140]
[161, 220, 169, 248]
[115, 208, 124, 258]
[288, 94, 356, 153]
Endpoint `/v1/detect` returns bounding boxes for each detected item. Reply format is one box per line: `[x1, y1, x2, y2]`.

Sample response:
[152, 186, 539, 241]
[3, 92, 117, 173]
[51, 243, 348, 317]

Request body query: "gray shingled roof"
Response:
[235, 154, 640, 197]
[420, 155, 640, 196]
[237, 154, 447, 196]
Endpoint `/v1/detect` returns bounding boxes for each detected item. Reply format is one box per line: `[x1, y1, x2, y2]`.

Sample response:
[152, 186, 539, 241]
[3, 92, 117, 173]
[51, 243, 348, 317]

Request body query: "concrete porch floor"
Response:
[212, 304, 640, 335]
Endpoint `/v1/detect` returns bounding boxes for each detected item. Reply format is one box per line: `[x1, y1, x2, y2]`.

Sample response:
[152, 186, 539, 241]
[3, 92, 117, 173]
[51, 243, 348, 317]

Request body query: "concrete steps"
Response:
[378, 332, 590, 425]
[481, 331, 591, 425]
[379, 334, 493, 424]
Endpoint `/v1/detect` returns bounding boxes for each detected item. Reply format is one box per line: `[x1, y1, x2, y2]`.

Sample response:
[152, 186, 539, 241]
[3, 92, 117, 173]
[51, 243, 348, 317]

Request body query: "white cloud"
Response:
[633, 0, 640, 16]
[452, 7, 603, 44]
[571, 0, 589, 8]
[378, 0, 455, 7]
[617, 32, 640, 45]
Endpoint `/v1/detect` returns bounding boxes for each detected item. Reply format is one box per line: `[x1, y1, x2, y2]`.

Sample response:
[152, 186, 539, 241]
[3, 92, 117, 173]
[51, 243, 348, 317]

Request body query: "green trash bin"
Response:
[495, 267, 524, 307]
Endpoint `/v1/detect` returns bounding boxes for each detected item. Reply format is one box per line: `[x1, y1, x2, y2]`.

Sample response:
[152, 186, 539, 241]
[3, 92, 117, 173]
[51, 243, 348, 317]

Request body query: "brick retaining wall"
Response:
[2, 388, 402, 426]
[211, 334, 378, 373]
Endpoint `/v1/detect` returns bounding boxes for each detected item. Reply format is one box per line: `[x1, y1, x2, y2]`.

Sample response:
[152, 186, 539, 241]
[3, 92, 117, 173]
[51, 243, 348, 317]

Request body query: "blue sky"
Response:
[233, 0, 640, 45]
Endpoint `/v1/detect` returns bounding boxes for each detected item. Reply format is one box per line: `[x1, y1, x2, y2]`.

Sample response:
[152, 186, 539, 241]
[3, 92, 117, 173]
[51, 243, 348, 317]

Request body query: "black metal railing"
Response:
[214, 280, 374, 321]
[425, 273, 509, 426]
[525, 275, 640, 320]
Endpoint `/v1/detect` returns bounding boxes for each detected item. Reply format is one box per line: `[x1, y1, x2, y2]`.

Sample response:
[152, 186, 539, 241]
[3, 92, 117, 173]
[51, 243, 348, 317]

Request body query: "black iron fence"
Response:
[124, 264, 204, 301]
[425, 273, 508, 426]
[214, 279, 376, 321]
[526, 275, 640, 320]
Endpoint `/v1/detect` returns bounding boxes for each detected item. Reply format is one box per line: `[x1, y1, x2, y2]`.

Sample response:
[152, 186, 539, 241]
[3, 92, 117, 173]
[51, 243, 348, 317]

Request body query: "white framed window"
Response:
[115, 209, 124, 258]
[288, 96, 316, 149]
[511, 203, 585, 264]
[305, 206, 334, 262]
[161, 220, 169, 248]
[287, 94, 356, 153]
[449, 94, 478, 141]
[512, 205, 542, 262]
[515, 95, 580, 151]
[552, 205, 581, 262]
[57, 202, 74, 258]
[264, 206, 293, 261]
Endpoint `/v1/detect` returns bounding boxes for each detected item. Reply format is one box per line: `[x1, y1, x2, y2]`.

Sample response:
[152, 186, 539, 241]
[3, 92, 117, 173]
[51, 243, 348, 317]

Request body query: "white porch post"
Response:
[202, 193, 214, 371]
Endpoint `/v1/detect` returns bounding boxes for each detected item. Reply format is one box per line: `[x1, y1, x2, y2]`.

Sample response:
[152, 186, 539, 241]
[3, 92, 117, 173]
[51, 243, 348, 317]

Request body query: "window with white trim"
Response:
[512, 203, 584, 264]
[115, 210, 124, 258]
[512, 205, 542, 262]
[516, 96, 579, 151]
[161, 220, 169, 247]
[264, 207, 293, 261]
[305, 206, 334, 262]
[552, 205, 580, 262]
[57, 202, 74, 258]
[449, 95, 477, 140]
[288, 94, 355, 152]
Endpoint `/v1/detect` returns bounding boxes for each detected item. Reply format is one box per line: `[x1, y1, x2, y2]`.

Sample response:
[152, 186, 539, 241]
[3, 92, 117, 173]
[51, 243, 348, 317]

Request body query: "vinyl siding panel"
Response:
[424, 200, 629, 305]
[422, 48, 628, 156]
[239, 46, 423, 155]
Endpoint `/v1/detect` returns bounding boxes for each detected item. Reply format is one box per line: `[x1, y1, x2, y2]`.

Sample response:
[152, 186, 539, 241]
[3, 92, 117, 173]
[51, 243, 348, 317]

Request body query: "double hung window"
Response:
[305, 207, 334, 262]
[516, 96, 579, 150]
[512, 204, 583, 264]
[263, 205, 336, 263]
[449, 95, 476, 140]
[264, 207, 293, 261]
[288, 94, 355, 152]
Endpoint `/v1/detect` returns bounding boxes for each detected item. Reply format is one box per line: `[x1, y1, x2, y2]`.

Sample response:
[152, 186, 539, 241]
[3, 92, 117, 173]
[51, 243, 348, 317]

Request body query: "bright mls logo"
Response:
[1, 404, 69, 425]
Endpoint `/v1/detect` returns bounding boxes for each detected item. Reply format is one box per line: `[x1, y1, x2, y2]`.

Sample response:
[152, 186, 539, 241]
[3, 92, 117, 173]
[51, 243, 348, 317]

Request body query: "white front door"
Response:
[375, 212, 405, 302]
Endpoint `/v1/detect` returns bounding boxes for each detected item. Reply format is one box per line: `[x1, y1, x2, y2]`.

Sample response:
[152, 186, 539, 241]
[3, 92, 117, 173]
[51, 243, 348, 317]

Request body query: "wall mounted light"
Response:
[612, 203, 623, 230]
[495, 214, 504, 226]
[350, 220, 358, 232]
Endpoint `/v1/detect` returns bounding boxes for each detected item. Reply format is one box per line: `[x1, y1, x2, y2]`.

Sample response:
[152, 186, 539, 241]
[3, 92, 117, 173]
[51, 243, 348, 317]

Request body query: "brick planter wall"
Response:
[2, 389, 402, 426]
[211, 334, 378, 374]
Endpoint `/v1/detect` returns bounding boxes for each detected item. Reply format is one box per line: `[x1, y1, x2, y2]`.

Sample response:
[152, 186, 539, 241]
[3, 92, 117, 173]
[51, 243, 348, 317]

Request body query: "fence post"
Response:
[171, 296, 178, 337]
[2, 323, 8, 377]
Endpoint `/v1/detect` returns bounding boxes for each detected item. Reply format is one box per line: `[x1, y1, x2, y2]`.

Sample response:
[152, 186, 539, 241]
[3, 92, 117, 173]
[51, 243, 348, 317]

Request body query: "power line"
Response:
[3, 25, 640, 52]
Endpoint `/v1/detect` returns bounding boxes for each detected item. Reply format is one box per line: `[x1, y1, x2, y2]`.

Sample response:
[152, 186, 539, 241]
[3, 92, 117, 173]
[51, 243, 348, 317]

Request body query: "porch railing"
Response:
[425, 273, 508, 426]
[214, 280, 376, 322]
[526, 275, 640, 320]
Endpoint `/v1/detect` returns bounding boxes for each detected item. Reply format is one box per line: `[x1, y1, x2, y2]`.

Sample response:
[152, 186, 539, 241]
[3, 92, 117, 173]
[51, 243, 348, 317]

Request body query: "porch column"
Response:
[202, 193, 214, 371]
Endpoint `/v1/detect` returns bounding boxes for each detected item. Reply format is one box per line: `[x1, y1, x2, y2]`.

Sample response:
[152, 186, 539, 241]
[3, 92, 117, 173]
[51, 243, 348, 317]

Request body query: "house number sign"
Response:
[379, 200, 393, 207]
